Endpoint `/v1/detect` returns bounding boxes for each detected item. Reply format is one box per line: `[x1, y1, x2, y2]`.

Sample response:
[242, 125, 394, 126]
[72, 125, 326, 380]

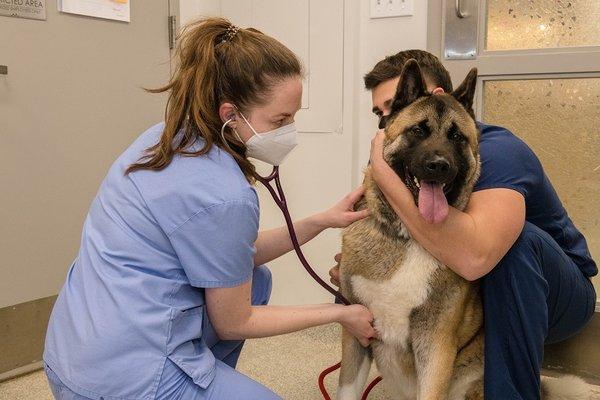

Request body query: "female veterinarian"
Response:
[43, 18, 376, 400]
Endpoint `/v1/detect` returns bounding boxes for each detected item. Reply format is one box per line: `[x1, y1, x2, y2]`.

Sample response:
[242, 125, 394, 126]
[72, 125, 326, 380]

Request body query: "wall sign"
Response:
[57, 0, 130, 22]
[0, 0, 47, 20]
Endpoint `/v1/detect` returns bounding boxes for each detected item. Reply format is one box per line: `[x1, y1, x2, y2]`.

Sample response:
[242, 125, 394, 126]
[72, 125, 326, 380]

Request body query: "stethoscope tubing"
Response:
[255, 166, 351, 305]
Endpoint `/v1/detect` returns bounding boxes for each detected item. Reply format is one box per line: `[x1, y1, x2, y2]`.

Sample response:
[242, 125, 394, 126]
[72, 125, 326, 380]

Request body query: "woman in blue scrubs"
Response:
[43, 18, 376, 400]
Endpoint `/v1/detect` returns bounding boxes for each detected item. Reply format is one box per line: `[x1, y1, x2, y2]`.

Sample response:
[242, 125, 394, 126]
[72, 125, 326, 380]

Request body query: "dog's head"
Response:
[367, 60, 480, 227]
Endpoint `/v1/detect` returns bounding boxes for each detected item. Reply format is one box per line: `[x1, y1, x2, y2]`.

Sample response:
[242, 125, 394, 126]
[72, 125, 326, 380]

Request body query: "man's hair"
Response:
[364, 49, 452, 92]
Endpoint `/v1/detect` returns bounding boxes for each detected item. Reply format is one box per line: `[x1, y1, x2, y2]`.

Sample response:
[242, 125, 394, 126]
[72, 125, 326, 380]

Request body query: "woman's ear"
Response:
[218, 102, 238, 127]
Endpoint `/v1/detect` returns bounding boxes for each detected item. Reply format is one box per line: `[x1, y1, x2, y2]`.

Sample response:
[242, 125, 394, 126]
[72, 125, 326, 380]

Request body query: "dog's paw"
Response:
[336, 384, 362, 400]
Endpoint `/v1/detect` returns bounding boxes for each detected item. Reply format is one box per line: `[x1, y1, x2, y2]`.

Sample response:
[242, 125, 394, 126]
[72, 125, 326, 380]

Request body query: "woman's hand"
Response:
[337, 304, 378, 347]
[318, 186, 370, 229]
[255, 187, 368, 265]
[329, 255, 376, 347]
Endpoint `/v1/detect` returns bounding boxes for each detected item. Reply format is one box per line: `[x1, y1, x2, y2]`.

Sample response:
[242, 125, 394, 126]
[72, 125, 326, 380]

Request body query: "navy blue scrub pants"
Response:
[482, 221, 596, 400]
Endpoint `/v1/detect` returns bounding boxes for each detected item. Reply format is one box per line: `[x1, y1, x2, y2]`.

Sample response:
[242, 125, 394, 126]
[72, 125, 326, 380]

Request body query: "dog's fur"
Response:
[336, 60, 593, 400]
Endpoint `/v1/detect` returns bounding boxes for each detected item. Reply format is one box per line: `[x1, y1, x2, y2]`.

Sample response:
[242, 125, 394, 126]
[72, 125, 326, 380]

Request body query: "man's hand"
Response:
[369, 129, 398, 185]
[329, 253, 341, 287]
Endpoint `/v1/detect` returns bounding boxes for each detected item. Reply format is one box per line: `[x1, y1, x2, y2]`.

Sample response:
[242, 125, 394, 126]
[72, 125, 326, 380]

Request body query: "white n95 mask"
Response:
[237, 112, 298, 166]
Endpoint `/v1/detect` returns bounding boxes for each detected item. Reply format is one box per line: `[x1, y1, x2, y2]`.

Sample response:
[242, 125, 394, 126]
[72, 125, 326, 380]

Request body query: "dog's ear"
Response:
[389, 59, 428, 116]
[451, 68, 478, 115]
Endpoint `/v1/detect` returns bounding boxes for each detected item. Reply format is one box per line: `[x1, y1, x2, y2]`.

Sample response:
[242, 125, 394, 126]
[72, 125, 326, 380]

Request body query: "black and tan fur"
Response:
[336, 60, 593, 400]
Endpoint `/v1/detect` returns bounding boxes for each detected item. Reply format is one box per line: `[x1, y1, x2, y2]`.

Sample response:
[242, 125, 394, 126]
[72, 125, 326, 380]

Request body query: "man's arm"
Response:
[370, 131, 525, 281]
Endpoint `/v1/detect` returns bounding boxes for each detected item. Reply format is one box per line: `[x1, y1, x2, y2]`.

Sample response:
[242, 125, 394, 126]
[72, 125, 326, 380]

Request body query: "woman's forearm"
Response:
[253, 185, 370, 267]
[254, 185, 369, 266]
[253, 214, 328, 266]
[217, 303, 344, 340]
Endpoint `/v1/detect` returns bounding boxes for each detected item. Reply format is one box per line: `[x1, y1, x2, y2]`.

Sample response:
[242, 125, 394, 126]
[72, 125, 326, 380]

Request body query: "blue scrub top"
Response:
[44, 123, 260, 400]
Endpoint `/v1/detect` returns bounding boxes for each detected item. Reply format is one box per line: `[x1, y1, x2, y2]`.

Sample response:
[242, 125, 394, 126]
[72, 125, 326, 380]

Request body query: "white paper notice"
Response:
[57, 0, 130, 22]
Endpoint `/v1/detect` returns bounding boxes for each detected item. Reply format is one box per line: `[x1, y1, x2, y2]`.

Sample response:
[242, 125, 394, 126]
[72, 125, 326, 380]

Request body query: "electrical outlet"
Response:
[370, 0, 414, 19]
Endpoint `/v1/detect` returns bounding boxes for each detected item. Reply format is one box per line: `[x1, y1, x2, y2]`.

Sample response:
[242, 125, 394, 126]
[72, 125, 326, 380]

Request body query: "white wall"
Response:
[177, 0, 429, 305]
[355, 0, 429, 172]
[178, 0, 221, 25]
[0, 1, 171, 308]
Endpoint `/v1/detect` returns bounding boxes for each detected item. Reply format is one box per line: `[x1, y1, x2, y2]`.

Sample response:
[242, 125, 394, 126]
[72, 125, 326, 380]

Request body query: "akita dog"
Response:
[337, 59, 592, 400]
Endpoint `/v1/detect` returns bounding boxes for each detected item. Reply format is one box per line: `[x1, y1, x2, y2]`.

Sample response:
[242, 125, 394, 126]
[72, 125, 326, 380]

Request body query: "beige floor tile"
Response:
[0, 369, 53, 400]
[1, 324, 597, 399]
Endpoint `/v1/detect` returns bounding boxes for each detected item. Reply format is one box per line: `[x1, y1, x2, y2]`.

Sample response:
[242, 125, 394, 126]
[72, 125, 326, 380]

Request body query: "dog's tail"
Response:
[541, 375, 598, 400]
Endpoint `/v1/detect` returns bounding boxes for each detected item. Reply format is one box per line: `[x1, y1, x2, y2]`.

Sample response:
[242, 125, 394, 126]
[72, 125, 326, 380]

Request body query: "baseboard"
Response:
[543, 308, 600, 382]
[0, 361, 44, 382]
[0, 296, 56, 379]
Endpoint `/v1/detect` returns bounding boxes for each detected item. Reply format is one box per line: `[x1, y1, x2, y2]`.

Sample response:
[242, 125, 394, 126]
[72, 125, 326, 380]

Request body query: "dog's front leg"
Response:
[413, 335, 457, 400]
[337, 329, 372, 400]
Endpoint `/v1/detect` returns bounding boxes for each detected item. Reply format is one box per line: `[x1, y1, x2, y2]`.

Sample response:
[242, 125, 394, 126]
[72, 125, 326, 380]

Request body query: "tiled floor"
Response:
[0, 324, 388, 400]
[1, 324, 598, 399]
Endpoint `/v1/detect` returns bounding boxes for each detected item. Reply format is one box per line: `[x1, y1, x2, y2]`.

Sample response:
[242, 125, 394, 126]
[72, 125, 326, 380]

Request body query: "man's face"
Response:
[371, 77, 400, 119]
[371, 77, 437, 120]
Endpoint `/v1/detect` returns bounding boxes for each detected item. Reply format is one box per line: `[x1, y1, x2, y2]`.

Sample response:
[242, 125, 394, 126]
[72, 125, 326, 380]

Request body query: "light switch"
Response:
[370, 0, 414, 19]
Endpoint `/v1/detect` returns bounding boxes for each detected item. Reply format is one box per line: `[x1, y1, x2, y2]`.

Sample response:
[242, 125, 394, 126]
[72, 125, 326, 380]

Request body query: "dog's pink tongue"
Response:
[418, 182, 449, 224]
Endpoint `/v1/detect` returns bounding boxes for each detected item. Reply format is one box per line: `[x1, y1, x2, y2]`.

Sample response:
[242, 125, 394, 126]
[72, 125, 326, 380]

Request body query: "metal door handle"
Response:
[455, 0, 467, 18]
[0, 65, 7, 75]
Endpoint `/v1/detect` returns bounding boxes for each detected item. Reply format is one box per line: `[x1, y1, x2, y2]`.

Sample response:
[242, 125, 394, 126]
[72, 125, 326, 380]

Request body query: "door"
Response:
[0, 1, 172, 377]
[430, 0, 600, 294]
[428, 0, 600, 381]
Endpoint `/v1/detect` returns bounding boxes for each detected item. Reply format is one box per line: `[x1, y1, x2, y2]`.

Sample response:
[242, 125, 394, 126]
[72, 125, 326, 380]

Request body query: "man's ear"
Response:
[389, 59, 428, 116]
[218, 102, 238, 127]
[451, 68, 478, 115]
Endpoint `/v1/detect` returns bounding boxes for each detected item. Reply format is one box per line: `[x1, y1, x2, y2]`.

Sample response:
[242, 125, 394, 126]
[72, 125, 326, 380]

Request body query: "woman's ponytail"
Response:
[126, 17, 302, 182]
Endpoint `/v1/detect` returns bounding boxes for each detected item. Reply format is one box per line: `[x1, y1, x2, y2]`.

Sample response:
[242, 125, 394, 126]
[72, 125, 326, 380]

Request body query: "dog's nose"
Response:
[425, 156, 450, 174]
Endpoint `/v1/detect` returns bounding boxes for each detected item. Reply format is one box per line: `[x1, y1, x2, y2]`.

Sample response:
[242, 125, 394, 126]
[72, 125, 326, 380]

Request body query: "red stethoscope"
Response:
[255, 166, 382, 400]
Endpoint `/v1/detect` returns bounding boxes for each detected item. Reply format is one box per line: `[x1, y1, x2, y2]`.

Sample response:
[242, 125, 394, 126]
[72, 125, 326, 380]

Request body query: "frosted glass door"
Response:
[486, 0, 600, 50]
[437, 0, 600, 292]
[483, 78, 600, 268]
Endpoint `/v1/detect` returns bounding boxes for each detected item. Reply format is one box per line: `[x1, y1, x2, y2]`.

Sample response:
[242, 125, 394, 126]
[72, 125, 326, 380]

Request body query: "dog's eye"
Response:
[411, 126, 425, 137]
[449, 130, 466, 143]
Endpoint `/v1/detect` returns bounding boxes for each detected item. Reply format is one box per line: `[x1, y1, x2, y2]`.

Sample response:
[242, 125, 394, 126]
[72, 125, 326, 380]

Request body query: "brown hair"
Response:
[126, 17, 302, 181]
[364, 49, 452, 92]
